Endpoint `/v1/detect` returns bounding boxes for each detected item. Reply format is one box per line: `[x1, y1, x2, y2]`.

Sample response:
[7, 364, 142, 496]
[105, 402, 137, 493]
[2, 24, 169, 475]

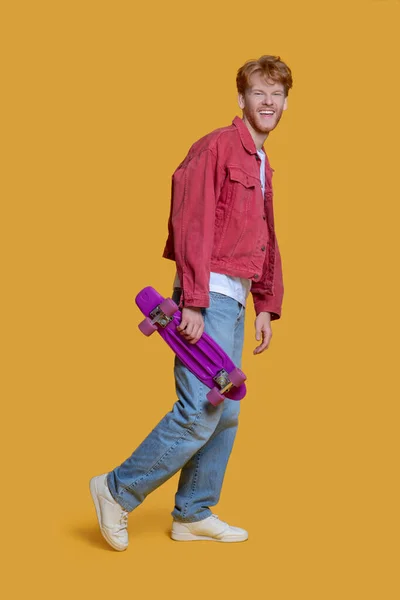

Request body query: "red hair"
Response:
[237, 55, 293, 97]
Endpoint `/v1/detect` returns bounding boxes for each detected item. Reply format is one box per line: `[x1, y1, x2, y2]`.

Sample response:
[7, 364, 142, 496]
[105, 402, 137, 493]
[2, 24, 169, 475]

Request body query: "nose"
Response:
[263, 95, 274, 105]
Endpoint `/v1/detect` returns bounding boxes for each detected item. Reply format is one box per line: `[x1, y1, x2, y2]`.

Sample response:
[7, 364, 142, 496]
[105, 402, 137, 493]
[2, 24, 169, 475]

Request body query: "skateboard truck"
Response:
[213, 369, 234, 395]
[149, 305, 173, 329]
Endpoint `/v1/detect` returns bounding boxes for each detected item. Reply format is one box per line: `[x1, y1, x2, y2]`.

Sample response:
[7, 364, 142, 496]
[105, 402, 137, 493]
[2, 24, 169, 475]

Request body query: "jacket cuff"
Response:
[252, 293, 282, 320]
[182, 293, 210, 309]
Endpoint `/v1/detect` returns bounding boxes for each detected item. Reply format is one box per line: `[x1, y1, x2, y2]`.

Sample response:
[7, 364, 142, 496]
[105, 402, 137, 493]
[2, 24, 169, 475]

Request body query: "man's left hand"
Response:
[254, 311, 272, 355]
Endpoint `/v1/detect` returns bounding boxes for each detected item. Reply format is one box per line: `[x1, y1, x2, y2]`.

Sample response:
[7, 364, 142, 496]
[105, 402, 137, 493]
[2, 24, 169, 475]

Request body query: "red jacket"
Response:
[163, 116, 284, 320]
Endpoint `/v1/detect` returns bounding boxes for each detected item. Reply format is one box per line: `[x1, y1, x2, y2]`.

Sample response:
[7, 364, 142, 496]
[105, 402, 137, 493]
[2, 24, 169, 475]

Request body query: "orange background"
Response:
[1, 1, 399, 598]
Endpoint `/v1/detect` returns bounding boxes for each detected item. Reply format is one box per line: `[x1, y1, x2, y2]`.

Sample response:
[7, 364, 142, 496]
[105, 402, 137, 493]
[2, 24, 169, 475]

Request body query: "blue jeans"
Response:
[107, 291, 245, 523]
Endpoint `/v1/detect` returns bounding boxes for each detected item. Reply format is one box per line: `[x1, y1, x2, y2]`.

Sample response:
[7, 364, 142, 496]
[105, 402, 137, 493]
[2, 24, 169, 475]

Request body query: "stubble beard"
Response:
[246, 107, 283, 135]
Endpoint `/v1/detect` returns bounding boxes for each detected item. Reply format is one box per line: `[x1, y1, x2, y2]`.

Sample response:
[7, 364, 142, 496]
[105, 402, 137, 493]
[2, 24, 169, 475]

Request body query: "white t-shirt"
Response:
[173, 271, 251, 307]
[173, 149, 266, 307]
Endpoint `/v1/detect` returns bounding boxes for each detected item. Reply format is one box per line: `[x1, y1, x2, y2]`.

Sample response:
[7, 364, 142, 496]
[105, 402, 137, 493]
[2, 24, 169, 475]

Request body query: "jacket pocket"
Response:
[227, 166, 256, 213]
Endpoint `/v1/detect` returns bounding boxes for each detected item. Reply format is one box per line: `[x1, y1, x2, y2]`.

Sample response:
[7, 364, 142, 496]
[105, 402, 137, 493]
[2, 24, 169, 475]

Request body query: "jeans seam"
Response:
[124, 425, 198, 493]
[181, 449, 203, 518]
[124, 381, 206, 493]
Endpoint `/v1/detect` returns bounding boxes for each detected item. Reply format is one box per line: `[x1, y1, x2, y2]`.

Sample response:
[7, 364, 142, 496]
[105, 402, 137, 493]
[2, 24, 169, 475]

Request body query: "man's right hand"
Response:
[177, 307, 204, 344]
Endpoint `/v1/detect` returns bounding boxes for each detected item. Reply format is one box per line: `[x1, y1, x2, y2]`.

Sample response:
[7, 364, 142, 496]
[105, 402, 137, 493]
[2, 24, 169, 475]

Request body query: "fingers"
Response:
[183, 321, 196, 339]
[177, 316, 204, 344]
[253, 327, 272, 355]
[188, 321, 204, 344]
[176, 318, 187, 333]
[182, 323, 203, 344]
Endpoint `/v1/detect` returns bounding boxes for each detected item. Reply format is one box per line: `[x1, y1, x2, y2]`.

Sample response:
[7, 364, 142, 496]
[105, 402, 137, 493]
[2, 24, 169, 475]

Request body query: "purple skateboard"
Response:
[135, 286, 247, 406]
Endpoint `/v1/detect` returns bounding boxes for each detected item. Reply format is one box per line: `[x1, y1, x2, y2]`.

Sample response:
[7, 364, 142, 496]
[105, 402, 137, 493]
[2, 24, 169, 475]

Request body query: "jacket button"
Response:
[263, 215, 266, 220]
[254, 274, 259, 280]
[261, 245, 266, 251]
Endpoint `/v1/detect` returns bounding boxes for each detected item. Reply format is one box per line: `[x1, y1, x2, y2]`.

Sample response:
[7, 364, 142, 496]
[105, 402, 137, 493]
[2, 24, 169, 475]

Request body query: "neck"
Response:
[242, 115, 269, 150]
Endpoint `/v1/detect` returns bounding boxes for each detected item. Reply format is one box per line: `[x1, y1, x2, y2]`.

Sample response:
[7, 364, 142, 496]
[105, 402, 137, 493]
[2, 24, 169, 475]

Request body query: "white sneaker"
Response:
[89, 473, 129, 551]
[171, 514, 248, 542]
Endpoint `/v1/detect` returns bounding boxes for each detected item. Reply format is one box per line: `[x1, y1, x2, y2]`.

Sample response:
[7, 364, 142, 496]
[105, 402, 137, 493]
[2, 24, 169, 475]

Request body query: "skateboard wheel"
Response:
[228, 368, 246, 388]
[159, 298, 179, 317]
[139, 317, 157, 336]
[207, 387, 225, 406]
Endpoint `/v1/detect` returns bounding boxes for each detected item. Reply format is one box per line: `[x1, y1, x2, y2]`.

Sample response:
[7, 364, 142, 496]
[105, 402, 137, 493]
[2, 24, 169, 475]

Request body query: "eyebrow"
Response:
[251, 87, 283, 93]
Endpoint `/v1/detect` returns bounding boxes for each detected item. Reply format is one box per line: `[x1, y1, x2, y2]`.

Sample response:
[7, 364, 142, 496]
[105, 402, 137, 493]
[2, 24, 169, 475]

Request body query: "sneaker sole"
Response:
[171, 531, 248, 542]
[89, 477, 127, 552]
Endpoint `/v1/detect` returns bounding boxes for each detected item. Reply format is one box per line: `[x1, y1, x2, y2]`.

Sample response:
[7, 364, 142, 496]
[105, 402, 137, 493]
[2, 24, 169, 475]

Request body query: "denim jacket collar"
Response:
[232, 116, 257, 155]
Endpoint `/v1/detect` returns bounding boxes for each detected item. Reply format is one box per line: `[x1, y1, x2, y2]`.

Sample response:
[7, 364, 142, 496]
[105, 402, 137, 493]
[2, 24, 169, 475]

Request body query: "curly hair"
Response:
[237, 55, 293, 97]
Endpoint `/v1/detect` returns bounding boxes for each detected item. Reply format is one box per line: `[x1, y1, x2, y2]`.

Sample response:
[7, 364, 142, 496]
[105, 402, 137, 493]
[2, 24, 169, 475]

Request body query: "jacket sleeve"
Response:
[251, 236, 284, 320]
[171, 148, 218, 309]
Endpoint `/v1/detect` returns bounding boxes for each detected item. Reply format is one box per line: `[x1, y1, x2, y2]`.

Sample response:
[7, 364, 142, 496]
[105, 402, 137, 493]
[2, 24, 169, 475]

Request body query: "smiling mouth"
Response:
[259, 110, 275, 117]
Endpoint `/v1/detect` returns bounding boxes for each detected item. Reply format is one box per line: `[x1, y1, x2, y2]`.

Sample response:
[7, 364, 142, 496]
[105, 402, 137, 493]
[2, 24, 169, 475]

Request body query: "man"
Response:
[90, 55, 293, 550]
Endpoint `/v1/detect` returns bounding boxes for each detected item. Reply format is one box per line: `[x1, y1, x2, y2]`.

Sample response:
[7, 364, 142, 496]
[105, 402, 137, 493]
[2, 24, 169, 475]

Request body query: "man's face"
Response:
[238, 72, 288, 135]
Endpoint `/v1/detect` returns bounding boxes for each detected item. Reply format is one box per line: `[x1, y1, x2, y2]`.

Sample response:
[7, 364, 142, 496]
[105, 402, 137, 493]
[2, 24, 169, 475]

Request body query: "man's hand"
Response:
[177, 307, 204, 344]
[254, 311, 272, 355]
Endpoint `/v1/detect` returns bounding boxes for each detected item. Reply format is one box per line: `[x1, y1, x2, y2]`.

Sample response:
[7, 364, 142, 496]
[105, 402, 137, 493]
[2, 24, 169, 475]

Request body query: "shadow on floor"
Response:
[70, 509, 171, 550]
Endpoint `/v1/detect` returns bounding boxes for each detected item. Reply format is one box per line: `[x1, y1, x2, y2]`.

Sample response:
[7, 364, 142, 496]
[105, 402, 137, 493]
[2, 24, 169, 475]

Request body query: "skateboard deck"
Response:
[135, 286, 247, 406]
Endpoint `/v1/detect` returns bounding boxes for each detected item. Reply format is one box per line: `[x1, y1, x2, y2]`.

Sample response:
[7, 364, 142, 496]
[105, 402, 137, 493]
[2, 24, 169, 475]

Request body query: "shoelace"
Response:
[210, 514, 228, 527]
[116, 510, 128, 533]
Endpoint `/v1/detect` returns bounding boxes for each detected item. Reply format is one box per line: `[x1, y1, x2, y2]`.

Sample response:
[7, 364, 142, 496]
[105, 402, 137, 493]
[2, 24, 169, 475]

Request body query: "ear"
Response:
[283, 96, 288, 111]
[238, 93, 245, 110]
